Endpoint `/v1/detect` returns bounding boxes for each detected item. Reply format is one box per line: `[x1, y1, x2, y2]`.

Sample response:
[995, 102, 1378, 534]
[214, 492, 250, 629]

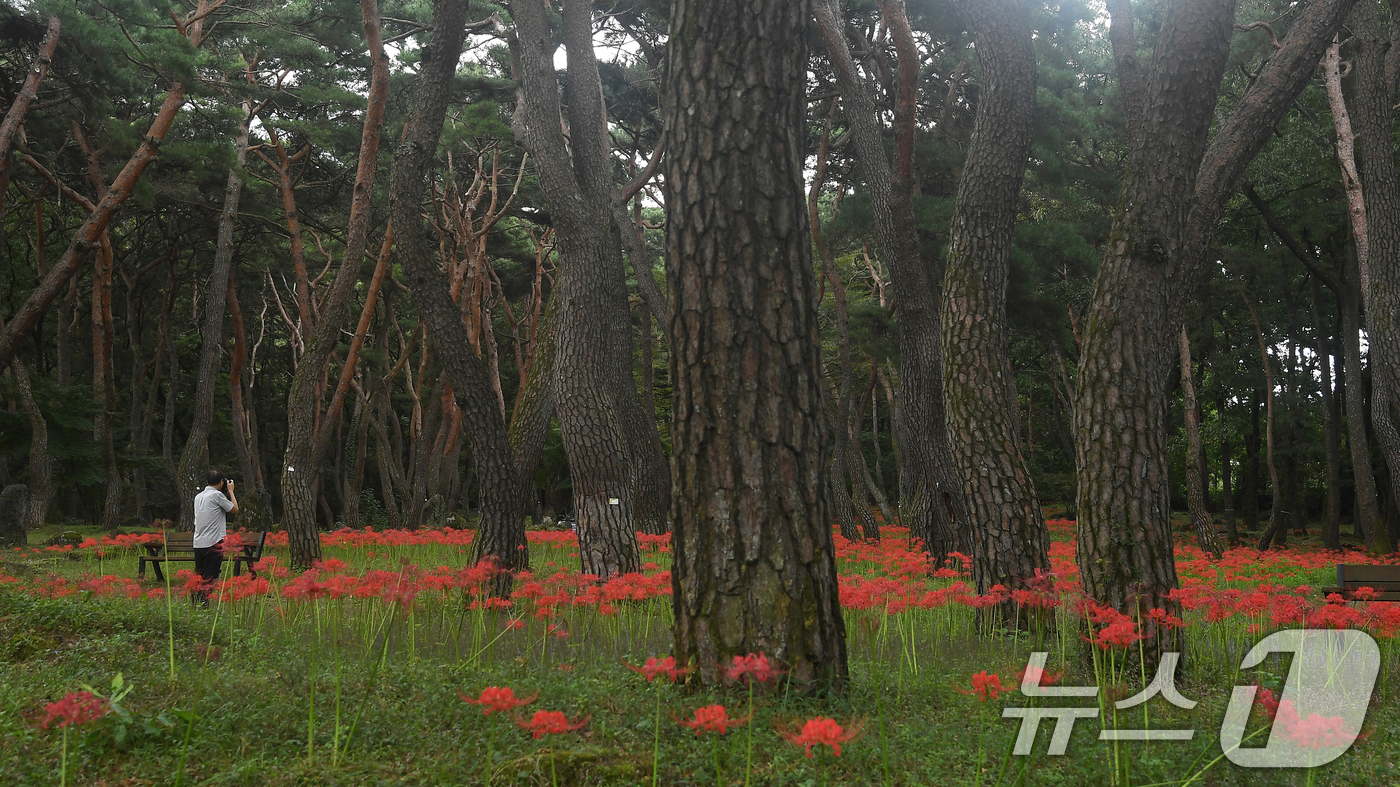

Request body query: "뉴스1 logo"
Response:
[1002, 629, 1379, 767]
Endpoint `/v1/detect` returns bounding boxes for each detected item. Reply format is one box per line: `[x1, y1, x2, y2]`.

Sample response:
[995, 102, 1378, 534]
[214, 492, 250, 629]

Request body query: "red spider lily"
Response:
[627, 656, 693, 683]
[956, 671, 1008, 701]
[779, 717, 865, 758]
[1146, 608, 1186, 629]
[677, 704, 747, 735]
[725, 652, 784, 684]
[1093, 618, 1147, 650]
[515, 709, 590, 739]
[460, 686, 537, 715]
[1013, 663, 1062, 688]
[41, 691, 110, 729]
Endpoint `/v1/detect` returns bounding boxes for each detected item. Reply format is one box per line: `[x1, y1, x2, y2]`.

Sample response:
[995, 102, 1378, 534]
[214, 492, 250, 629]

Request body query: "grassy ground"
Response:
[1, 515, 1397, 786]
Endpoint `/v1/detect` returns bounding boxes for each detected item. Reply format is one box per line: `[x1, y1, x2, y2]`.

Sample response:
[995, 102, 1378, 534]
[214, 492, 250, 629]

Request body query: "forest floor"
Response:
[2, 509, 1398, 786]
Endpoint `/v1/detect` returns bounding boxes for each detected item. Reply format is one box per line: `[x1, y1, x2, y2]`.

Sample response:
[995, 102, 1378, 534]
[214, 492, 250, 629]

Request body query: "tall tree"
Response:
[813, 0, 969, 563]
[507, 0, 651, 577]
[279, 0, 390, 567]
[1347, 0, 1400, 553]
[390, 0, 528, 589]
[939, 0, 1050, 602]
[1075, 0, 1355, 626]
[1179, 325, 1225, 557]
[174, 91, 255, 528]
[666, 0, 847, 689]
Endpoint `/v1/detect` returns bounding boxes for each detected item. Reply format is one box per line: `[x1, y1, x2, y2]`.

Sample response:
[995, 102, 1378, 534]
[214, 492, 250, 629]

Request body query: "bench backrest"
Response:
[161, 532, 195, 550]
[1337, 564, 1400, 587]
[246, 531, 268, 560]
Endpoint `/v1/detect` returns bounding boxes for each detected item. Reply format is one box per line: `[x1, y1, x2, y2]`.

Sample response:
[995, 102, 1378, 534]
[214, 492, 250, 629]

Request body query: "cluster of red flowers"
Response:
[40, 691, 110, 729]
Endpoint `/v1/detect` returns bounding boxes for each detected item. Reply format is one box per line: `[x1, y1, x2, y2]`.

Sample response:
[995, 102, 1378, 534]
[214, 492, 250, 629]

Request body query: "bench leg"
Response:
[138, 558, 146, 580]
[232, 559, 242, 577]
[152, 560, 165, 583]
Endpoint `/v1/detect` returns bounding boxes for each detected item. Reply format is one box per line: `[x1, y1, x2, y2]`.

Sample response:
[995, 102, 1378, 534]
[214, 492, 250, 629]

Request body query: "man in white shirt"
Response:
[192, 469, 239, 604]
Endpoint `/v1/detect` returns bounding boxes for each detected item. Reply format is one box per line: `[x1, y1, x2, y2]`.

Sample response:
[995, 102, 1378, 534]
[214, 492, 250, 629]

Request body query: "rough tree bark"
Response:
[391, 0, 527, 588]
[1075, 0, 1354, 627]
[813, 0, 969, 562]
[939, 0, 1050, 600]
[507, 0, 647, 575]
[1179, 325, 1225, 557]
[666, 0, 847, 691]
[1349, 0, 1400, 554]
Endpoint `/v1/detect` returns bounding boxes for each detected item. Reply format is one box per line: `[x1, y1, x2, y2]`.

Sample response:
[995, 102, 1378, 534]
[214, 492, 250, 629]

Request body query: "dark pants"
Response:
[193, 540, 223, 604]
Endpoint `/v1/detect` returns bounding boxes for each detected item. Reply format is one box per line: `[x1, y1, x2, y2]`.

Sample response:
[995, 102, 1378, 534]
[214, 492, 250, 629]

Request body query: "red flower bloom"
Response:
[725, 652, 784, 684]
[677, 704, 747, 735]
[627, 656, 693, 683]
[956, 670, 1008, 702]
[515, 709, 590, 739]
[41, 691, 110, 729]
[780, 717, 864, 758]
[460, 686, 537, 716]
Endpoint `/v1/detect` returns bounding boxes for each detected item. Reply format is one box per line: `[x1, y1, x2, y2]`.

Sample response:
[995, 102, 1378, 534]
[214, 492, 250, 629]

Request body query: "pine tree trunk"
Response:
[1245, 296, 1286, 551]
[1076, 0, 1351, 628]
[1179, 325, 1224, 557]
[392, 0, 527, 589]
[940, 0, 1049, 604]
[10, 357, 53, 531]
[1342, 251, 1382, 543]
[811, 106, 863, 544]
[665, 0, 847, 691]
[1350, 0, 1400, 554]
[1313, 276, 1343, 548]
[281, 0, 391, 566]
[813, 0, 968, 563]
[175, 104, 252, 528]
[1217, 390, 1237, 546]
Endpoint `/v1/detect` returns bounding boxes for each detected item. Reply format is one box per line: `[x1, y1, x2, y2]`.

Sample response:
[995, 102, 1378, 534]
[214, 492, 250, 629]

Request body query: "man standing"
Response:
[193, 469, 238, 604]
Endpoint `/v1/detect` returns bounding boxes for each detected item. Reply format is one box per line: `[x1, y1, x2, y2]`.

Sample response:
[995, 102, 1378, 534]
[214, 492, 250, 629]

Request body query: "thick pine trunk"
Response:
[1350, 0, 1400, 554]
[506, 0, 650, 573]
[392, 0, 527, 588]
[666, 0, 847, 691]
[940, 0, 1049, 601]
[1076, 0, 1352, 628]
[813, 0, 968, 562]
[1179, 325, 1224, 557]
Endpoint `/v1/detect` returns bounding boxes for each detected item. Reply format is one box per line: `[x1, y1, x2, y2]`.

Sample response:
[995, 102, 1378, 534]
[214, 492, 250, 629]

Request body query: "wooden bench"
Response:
[1321, 564, 1400, 602]
[138, 531, 269, 582]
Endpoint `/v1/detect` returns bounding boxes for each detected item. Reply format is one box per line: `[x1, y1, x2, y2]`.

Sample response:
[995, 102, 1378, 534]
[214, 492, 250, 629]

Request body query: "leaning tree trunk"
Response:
[666, 0, 847, 691]
[392, 0, 527, 589]
[175, 101, 252, 529]
[940, 0, 1049, 604]
[1350, 0, 1400, 554]
[1076, 0, 1352, 635]
[280, 0, 391, 566]
[814, 0, 969, 563]
[1179, 325, 1225, 557]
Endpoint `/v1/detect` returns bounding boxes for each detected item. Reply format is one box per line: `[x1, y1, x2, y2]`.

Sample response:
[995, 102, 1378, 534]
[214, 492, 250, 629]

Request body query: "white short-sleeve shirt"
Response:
[193, 486, 235, 548]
